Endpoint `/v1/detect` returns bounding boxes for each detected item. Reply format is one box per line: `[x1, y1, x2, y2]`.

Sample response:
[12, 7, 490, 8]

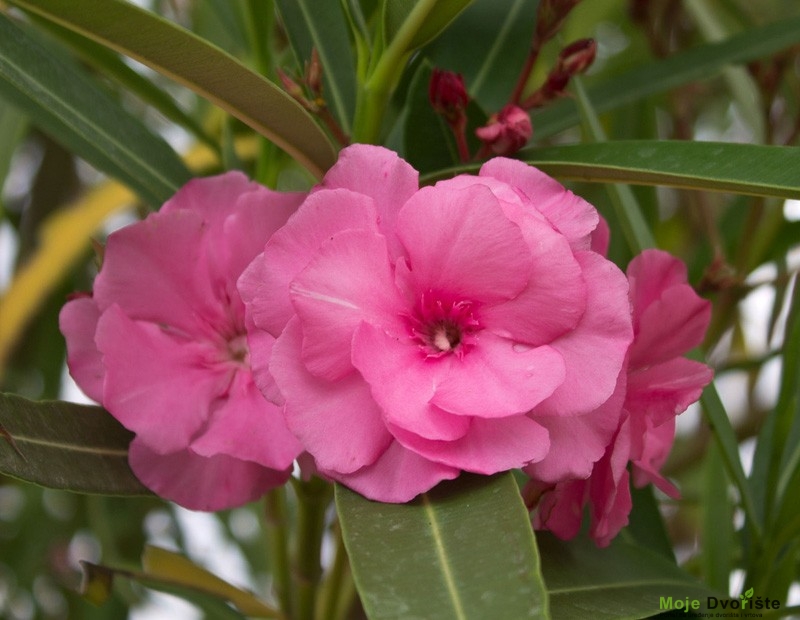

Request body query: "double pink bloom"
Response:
[61, 144, 711, 544]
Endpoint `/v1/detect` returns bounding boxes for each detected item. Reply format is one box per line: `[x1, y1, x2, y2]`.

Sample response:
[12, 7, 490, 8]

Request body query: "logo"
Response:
[658, 588, 781, 618]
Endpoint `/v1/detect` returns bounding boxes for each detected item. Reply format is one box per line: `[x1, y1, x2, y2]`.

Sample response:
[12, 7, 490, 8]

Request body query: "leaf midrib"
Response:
[422, 493, 468, 620]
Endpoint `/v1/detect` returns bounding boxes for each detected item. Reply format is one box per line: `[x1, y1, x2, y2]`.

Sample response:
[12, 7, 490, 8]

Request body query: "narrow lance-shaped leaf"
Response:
[0, 392, 149, 496]
[336, 473, 548, 620]
[8, 0, 337, 178]
[0, 13, 190, 206]
[383, 0, 474, 52]
[425, 141, 800, 200]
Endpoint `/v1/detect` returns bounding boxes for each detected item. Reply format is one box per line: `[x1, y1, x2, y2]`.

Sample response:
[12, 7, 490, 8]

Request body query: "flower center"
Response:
[225, 333, 250, 367]
[407, 292, 480, 357]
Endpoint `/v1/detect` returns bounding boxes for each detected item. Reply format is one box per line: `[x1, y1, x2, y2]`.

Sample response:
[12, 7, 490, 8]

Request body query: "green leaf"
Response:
[532, 15, 800, 140]
[9, 0, 337, 178]
[383, 0, 474, 53]
[336, 473, 548, 620]
[518, 141, 800, 199]
[0, 13, 190, 207]
[29, 15, 218, 152]
[539, 532, 720, 620]
[276, 0, 356, 134]
[0, 392, 149, 496]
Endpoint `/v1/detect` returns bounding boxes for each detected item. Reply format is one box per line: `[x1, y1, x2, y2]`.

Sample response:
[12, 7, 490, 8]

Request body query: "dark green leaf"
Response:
[0, 392, 149, 495]
[533, 15, 800, 139]
[336, 473, 548, 620]
[539, 532, 720, 620]
[518, 141, 800, 199]
[276, 0, 356, 133]
[0, 13, 190, 206]
[383, 0, 474, 53]
[9, 0, 337, 178]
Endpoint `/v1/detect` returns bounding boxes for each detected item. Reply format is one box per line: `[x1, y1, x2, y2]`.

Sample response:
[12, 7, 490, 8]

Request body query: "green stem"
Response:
[292, 476, 334, 620]
[571, 74, 655, 254]
[264, 487, 292, 618]
[318, 522, 355, 620]
[352, 0, 439, 143]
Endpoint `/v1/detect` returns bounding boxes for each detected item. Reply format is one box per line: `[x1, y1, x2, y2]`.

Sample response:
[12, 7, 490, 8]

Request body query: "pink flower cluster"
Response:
[61, 144, 711, 545]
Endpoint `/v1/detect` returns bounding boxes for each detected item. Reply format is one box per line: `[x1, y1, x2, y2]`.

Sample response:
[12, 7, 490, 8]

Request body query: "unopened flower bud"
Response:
[475, 104, 532, 155]
[277, 68, 305, 101]
[557, 38, 596, 76]
[306, 48, 323, 96]
[429, 68, 469, 126]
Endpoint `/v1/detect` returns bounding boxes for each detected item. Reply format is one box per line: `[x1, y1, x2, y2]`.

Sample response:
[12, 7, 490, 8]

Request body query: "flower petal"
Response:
[59, 294, 104, 402]
[391, 415, 550, 474]
[95, 305, 223, 453]
[270, 318, 392, 474]
[291, 230, 405, 380]
[479, 158, 598, 249]
[190, 372, 302, 470]
[327, 440, 459, 503]
[319, 144, 419, 256]
[432, 333, 565, 417]
[626, 357, 713, 427]
[129, 439, 290, 511]
[524, 369, 625, 483]
[352, 322, 471, 441]
[93, 209, 220, 337]
[396, 184, 531, 303]
[242, 188, 380, 336]
[534, 251, 632, 416]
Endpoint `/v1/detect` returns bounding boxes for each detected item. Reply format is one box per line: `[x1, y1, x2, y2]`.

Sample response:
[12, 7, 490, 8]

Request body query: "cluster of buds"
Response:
[522, 38, 597, 109]
[278, 49, 349, 146]
[429, 0, 596, 158]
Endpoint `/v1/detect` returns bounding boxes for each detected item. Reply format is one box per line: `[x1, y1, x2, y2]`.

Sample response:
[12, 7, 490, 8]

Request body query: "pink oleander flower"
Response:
[476, 104, 533, 155]
[239, 144, 633, 502]
[528, 249, 713, 546]
[59, 172, 305, 511]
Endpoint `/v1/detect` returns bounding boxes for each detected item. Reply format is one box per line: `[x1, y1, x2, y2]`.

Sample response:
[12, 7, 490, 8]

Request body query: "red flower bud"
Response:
[557, 38, 596, 76]
[475, 104, 532, 156]
[429, 68, 469, 125]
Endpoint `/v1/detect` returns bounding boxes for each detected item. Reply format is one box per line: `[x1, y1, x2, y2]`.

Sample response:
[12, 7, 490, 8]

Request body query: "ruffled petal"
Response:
[290, 230, 405, 380]
[432, 333, 565, 417]
[270, 318, 392, 474]
[129, 439, 290, 512]
[524, 369, 625, 483]
[626, 357, 713, 427]
[327, 440, 459, 503]
[396, 184, 531, 303]
[352, 322, 471, 441]
[481, 220, 587, 345]
[190, 372, 302, 470]
[534, 251, 633, 416]
[391, 415, 550, 473]
[479, 158, 599, 249]
[95, 305, 223, 453]
[532, 479, 586, 540]
[93, 209, 220, 337]
[59, 294, 104, 403]
[319, 144, 419, 256]
[242, 189, 380, 336]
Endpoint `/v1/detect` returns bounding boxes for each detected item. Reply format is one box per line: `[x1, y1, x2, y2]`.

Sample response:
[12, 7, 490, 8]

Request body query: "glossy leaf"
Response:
[383, 0, 474, 53]
[336, 473, 548, 620]
[9, 0, 337, 178]
[532, 15, 800, 139]
[0, 392, 149, 495]
[276, 0, 356, 133]
[518, 141, 800, 199]
[0, 13, 190, 207]
[539, 532, 720, 620]
[0, 100, 27, 214]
